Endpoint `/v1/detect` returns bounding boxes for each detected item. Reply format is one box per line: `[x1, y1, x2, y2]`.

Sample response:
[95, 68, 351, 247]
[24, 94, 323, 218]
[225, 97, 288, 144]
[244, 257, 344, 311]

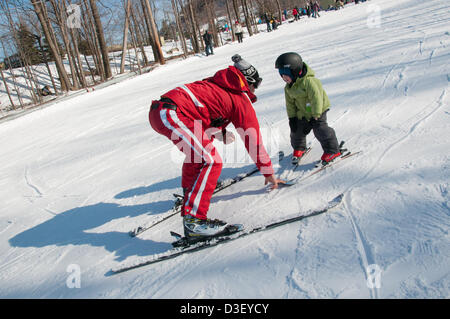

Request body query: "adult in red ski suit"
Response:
[149, 55, 283, 220]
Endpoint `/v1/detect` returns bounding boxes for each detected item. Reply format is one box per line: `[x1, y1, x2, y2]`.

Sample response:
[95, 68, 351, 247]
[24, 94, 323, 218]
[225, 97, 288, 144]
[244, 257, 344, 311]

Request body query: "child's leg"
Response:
[312, 111, 339, 154]
[290, 118, 311, 151]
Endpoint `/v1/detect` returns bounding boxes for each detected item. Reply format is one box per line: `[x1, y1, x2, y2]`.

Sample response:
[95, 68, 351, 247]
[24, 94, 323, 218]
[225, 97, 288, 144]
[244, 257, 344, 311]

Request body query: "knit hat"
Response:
[231, 54, 262, 88]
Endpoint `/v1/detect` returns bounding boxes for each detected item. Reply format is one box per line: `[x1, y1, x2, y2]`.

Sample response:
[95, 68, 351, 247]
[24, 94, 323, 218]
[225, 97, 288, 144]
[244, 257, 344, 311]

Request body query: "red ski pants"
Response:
[149, 102, 222, 220]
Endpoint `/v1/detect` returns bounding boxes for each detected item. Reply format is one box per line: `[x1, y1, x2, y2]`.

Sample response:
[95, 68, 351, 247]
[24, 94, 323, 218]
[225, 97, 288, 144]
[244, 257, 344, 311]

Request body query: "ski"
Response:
[291, 147, 312, 172]
[128, 151, 286, 237]
[287, 150, 362, 186]
[111, 193, 344, 274]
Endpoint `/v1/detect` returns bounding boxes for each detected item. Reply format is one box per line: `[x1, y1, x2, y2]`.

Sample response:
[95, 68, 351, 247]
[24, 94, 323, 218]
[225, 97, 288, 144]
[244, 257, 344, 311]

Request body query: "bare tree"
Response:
[0, 66, 15, 109]
[88, 0, 112, 79]
[1, 38, 24, 108]
[120, 0, 131, 74]
[81, 0, 105, 80]
[241, 0, 253, 36]
[187, 0, 200, 53]
[142, 0, 165, 65]
[130, 2, 148, 67]
[48, 0, 80, 89]
[31, 0, 71, 92]
[225, 0, 236, 42]
[171, 0, 188, 57]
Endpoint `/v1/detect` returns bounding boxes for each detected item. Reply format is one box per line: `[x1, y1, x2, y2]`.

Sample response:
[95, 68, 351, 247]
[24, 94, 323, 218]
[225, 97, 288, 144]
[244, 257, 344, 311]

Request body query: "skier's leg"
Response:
[290, 118, 311, 151]
[311, 111, 339, 154]
[162, 110, 222, 219]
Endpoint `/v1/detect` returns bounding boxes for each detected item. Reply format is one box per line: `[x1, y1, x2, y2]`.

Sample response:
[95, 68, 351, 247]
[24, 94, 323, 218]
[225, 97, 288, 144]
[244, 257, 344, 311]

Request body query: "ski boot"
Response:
[291, 149, 306, 165]
[320, 141, 347, 166]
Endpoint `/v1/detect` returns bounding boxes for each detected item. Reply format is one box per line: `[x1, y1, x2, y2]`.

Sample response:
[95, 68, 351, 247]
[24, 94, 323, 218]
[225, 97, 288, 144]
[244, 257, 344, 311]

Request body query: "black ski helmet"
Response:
[275, 52, 303, 79]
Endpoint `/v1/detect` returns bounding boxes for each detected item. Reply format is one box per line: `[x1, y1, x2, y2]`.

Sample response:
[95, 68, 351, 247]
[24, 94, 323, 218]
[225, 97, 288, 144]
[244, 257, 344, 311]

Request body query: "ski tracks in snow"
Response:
[342, 191, 379, 299]
[24, 167, 43, 199]
[335, 88, 448, 299]
[280, 85, 448, 298]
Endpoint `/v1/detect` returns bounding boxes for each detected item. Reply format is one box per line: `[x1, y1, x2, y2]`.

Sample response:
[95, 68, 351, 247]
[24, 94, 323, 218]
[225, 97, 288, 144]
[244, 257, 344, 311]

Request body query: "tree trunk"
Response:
[0, 68, 15, 109]
[171, 0, 187, 57]
[187, 0, 200, 53]
[275, 0, 282, 26]
[249, 0, 258, 34]
[232, 0, 240, 22]
[120, 0, 131, 73]
[49, 0, 80, 89]
[31, 0, 71, 92]
[143, 0, 165, 65]
[128, 7, 142, 74]
[225, 0, 236, 42]
[241, 0, 253, 36]
[88, 0, 112, 79]
[130, 4, 148, 66]
[36, 36, 58, 94]
[82, 0, 105, 80]
[1, 40, 24, 108]
[205, 0, 219, 47]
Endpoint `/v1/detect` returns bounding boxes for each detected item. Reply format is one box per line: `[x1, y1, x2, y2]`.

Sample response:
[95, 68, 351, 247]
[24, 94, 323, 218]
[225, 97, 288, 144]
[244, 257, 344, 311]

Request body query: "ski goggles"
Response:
[278, 67, 293, 78]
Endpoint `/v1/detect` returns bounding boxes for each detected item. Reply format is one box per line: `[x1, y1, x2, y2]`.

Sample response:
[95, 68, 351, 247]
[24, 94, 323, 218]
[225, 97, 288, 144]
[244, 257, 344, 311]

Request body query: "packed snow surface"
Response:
[0, 0, 449, 298]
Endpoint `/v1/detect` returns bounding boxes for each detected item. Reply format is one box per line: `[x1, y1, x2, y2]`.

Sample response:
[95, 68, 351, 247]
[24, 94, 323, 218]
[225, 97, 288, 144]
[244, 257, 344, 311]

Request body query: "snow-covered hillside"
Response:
[0, 0, 449, 298]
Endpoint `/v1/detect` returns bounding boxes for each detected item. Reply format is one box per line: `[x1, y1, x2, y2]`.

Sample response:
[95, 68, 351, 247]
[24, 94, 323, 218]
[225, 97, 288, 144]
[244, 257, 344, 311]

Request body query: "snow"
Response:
[0, 0, 449, 298]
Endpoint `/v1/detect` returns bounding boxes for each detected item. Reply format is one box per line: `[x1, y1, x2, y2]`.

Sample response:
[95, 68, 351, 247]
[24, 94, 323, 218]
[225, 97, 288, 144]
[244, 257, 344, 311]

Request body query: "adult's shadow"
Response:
[114, 164, 258, 200]
[9, 200, 173, 262]
[115, 176, 181, 199]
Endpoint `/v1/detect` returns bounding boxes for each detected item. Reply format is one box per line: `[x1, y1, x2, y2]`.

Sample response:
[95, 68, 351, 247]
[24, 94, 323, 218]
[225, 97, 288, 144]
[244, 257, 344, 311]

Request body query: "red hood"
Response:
[206, 66, 257, 102]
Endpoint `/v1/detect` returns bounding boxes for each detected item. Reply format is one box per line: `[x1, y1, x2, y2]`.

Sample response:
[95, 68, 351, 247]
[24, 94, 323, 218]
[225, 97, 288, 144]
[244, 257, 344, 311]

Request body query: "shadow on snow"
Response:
[9, 163, 261, 265]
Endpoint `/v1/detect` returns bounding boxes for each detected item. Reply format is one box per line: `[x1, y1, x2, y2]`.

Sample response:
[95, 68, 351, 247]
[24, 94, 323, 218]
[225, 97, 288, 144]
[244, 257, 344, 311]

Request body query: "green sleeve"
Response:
[285, 87, 297, 118]
[305, 78, 323, 118]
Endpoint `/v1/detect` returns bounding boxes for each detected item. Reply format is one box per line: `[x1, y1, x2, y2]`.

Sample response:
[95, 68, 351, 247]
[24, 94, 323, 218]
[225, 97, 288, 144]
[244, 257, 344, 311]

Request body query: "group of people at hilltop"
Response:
[289, 0, 370, 19]
[291, 1, 321, 20]
[202, 1, 370, 57]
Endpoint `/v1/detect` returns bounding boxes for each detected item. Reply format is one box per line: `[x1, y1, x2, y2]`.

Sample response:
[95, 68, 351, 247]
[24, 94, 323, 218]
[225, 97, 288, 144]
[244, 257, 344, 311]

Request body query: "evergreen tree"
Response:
[17, 23, 40, 65]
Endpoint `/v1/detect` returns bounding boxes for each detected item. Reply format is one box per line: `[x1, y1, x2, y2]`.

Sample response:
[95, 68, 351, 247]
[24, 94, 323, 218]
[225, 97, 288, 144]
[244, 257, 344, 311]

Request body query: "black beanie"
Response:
[232, 54, 262, 87]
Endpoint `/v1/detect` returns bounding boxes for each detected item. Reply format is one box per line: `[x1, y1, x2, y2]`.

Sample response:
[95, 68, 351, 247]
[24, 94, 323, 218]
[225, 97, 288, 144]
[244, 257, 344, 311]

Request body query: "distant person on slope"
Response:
[275, 52, 341, 166]
[202, 30, 214, 56]
[149, 54, 285, 241]
[234, 21, 244, 43]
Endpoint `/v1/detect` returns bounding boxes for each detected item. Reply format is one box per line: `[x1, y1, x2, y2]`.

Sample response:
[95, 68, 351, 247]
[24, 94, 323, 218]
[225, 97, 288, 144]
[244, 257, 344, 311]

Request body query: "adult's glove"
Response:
[289, 117, 298, 132]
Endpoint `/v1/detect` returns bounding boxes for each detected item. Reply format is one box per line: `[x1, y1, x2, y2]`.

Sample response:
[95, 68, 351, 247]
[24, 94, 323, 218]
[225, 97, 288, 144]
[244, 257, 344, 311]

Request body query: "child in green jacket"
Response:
[275, 52, 341, 165]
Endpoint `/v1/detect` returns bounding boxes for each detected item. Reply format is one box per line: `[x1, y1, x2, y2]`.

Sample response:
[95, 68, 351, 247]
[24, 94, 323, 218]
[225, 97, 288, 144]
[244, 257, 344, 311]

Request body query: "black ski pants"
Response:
[290, 110, 339, 154]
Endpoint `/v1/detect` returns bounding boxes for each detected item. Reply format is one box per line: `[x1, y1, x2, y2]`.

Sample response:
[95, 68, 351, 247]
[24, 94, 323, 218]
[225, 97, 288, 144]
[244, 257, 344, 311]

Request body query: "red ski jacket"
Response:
[161, 66, 274, 176]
